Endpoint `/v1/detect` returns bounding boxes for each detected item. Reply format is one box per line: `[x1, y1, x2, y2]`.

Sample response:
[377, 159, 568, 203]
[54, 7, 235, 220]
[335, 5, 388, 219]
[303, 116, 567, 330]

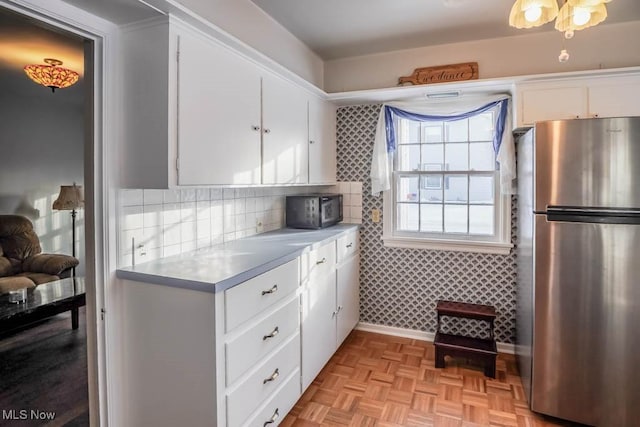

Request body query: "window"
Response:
[383, 110, 512, 254]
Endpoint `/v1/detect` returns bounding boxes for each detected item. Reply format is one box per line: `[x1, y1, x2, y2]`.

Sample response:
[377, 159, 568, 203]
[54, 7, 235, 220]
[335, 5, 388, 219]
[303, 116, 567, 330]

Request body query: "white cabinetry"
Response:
[516, 74, 640, 128]
[262, 72, 309, 184]
[121, 259, 301, 427]
[120, 15, 336, 188]
[308, 97, 337, 184]
[301, 231, 360, 389]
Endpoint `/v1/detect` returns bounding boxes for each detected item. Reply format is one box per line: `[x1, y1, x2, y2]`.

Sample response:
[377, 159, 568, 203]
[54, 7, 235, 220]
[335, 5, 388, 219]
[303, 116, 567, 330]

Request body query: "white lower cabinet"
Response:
[301, 231, 361, 389]
[120, 231, 360, 426]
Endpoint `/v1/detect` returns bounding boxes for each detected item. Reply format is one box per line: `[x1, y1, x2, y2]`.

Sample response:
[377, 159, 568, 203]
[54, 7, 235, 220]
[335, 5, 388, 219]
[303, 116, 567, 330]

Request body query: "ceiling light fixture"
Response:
[509, 0, 612, 62]
[24, 58, 79, 92]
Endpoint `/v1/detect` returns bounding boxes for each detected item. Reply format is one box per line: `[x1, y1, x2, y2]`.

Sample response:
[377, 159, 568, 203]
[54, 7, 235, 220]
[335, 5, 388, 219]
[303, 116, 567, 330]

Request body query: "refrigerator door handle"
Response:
[546, 206, 640, 224]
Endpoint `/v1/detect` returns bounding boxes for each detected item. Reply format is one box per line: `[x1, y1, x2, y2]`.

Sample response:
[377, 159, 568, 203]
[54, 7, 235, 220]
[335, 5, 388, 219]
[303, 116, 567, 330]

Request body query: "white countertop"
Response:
[116, 224, 359, 293]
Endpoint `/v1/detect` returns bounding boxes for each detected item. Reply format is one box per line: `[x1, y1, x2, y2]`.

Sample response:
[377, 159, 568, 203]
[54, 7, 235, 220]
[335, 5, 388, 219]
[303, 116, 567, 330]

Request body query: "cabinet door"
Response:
[336, 253, 360, 347]
[177, 29, 262, 185]
[519, 86, 587, 127]
[588, 78, 640, 118]
[262, 73, 309, 184]
[309, 97, 337, 184]
[301, 243, 337, 389]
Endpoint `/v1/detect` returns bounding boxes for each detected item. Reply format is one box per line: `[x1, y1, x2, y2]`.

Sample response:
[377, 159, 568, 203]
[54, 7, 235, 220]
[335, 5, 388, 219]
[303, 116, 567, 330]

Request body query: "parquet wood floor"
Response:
[283, 330, 575, 427]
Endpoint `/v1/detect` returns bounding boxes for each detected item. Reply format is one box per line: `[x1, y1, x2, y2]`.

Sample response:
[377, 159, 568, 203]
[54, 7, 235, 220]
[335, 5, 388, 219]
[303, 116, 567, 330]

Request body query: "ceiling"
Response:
[251, 0, 640, 60]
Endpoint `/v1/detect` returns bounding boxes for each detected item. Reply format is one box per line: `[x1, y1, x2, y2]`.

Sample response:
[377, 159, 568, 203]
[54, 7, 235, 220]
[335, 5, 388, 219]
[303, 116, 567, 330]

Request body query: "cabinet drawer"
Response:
[226, 298, 299, 386]
[336, 231, 359, 263]
[225, 259, 299, 333]
[241, 368, 301, 427]
[227, 334, 300, 427]
[302, 241, 336, 283]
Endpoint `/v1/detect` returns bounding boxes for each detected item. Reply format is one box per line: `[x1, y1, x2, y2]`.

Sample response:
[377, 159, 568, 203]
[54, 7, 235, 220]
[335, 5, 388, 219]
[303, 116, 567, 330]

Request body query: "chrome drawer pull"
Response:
[346, 243, 353, 248]
[263, 408, 279, 426]
[337, 305, 343, 313]
[261, 284, 278, 296]
[263, 326, 279, 340]
[331, 311, 337, 318]
[263, 368, 280, 384]
[316, 257, 326, 265]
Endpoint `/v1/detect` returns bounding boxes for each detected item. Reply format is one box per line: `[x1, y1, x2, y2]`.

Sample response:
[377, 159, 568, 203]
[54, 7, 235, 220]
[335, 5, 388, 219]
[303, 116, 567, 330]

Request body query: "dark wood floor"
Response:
[0, 308, 89, 427]
[284, 330, 577, 427]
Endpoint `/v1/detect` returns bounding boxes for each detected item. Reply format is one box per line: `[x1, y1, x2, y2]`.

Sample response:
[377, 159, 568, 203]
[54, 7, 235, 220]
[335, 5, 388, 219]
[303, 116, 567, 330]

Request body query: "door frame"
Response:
[1, 1, 120, 425]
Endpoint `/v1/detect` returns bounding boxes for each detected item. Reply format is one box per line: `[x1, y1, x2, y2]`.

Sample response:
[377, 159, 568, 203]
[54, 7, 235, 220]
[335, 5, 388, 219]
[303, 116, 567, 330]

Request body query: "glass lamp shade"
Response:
[24, 58, 79, 93]
[509, 0, 559, 29]
[555, 1, 608, 32]
[53, 184, 84, 211]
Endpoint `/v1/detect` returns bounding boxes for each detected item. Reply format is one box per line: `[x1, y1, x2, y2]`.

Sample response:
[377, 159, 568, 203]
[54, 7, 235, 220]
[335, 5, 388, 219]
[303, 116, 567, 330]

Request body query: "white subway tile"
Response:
[181, 240, 196, 253]
[196, 188, 210, 201]
[121, 189, 143, 207]
[211, 216, 224, 237]
[235, 214, 247, 230]
[180, 202, 196, 222]
[143, 189, 164, 205]
[181, 189, 196, 202]
[162, 204, 181, 225]
[245, 197, 256, 214]
[196, 219, 211, 239]
[181, 221, 196, 243]
[211, 200, 224, 218]
[350, 182, 363, 195]
[245, 212, 256, 230]
[352, 194, 363, 207]
[196, 201, 211, 221]
[342, 194, 352, 207]
[196, 237, 211, 249]
[142, 226, 162, 249]
[338, 182, 350, 194]
[350, 206, 362, 219]
[163, 189, 181, 203]
[210, 188, 223, 200]
[234, 198, 246, 215]
[142, 204, 162, 228]
[122, 206, 144, 230]
[224, 214, 236, 233]
[223, 200, 235, 217]
[254, 197, 265, 212]
[163, 244, 182, 257]
[223, 188, 235, 199]
[162, 224, 181, 246]
[212, 236, 223, 246]
[223, 232, 235, 242]
[120, 229, 144, 254]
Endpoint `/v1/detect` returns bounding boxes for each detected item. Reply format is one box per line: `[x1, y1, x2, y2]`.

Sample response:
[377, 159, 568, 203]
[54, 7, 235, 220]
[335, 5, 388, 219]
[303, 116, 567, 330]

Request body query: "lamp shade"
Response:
[509, 0, 559, 29]
[53, 184, 84, 211]
[24, 58, 79, 93]
[555, 1, 608, 32]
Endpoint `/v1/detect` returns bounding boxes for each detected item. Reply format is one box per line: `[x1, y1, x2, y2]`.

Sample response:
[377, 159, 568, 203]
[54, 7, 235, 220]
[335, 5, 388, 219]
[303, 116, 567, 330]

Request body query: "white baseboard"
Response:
[355, 322, 516, 355]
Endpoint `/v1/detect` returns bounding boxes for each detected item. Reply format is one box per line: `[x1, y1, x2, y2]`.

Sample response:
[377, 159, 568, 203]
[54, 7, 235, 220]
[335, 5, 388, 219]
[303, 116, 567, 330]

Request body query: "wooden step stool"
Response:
[433, 300, 498, 378]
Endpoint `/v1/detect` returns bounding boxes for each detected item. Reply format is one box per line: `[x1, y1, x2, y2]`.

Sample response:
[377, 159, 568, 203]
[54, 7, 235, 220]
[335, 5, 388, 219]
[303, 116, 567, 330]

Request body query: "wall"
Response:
[325, 20, 640, 92]
[118, 185, 363, 268]
[337, 104, 517, 343]
[175, 0, 324, 88]
[0, 88, 85, 275]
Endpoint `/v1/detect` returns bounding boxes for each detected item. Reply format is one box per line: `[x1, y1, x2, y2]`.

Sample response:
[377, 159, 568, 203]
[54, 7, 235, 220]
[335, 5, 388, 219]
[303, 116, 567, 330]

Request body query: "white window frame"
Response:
[382, 115, 513, 255]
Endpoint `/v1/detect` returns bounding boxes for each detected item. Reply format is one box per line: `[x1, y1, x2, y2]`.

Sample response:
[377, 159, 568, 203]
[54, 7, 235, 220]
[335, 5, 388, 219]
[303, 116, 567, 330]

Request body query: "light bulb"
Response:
[524, 5, 543, 22]
[564, 29, 575, 39]
[558, 49, 570, 63]
[573, 7, 591, 26]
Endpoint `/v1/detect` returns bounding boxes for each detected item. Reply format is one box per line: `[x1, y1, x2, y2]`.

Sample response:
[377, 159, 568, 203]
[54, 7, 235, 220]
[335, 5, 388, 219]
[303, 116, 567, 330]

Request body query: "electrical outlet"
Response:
[256, 219, 264, 233]
[371, 209, 380, 223]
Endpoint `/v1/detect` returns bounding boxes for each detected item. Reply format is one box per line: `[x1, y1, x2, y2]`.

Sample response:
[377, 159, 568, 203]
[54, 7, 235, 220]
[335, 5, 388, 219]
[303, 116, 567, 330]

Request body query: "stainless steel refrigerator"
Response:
[516, 117, 640, 427]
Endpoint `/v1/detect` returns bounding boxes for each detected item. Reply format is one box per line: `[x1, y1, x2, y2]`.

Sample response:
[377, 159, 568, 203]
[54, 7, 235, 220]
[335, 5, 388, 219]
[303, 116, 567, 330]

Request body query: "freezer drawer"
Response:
[533, 215, 640, 426]
[534, 117, 640, 211]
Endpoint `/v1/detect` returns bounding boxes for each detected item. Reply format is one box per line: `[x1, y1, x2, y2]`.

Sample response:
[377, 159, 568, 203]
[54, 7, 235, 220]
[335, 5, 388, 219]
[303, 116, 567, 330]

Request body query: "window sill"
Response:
[381, 235, 514, 255]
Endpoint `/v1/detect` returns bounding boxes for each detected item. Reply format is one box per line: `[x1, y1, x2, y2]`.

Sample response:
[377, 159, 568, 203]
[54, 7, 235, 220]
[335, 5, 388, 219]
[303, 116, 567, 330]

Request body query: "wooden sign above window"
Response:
[398, 62, 479, 86]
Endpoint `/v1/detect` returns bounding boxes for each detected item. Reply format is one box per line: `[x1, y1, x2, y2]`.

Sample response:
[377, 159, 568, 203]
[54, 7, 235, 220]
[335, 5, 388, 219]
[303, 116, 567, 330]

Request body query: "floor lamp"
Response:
[53, 183, 84, 277]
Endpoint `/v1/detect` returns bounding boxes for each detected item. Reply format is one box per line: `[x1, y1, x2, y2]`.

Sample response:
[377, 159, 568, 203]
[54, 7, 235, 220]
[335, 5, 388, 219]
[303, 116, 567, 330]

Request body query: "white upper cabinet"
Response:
[516, 74, 640, 128]
[119, 15, 336, 188]
[309, 97, 337, 184]
[262, 72, 309, 185]
[177, 27, 262, 186]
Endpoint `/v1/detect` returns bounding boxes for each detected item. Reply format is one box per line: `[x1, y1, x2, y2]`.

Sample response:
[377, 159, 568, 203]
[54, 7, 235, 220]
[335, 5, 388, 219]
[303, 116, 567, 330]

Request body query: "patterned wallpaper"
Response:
[337, 104, 518, 343]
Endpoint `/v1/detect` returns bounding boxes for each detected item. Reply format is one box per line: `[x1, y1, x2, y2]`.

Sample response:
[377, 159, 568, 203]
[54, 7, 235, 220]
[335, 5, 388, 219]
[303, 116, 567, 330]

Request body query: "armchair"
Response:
[0, 215, 79, 293]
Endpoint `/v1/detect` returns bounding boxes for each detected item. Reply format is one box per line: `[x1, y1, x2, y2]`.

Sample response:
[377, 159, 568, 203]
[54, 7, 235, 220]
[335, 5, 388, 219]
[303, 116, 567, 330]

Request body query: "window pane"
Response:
[445, 119, 468, 142]
[469, 112, 494, 142]
[397, 145, 421, 171]
[469, 142, 495, 171]
[397, 175, 419, 202]
[470, 205, 494, 235]
[444, 205, 468, 233]
[420, 175, 443, 202]
[445, 143, 468, 170]
[397, 119, 420, 144]
[445, 175, 468, 203]
[397, 204, 419, 231]
[421, 144, 444, 168]
[420, 204, 443, 232]
[422, 122, 444, 143]
[469, 175, 494, 204]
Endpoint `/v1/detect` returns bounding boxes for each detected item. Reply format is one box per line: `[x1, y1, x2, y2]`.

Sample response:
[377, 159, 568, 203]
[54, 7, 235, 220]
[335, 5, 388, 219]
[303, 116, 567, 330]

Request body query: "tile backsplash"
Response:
[118, 184, 362, 268]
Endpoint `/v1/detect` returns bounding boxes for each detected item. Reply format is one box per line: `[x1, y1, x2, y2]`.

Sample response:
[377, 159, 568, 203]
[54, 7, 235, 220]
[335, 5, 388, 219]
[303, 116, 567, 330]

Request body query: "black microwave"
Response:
[285, 194, 343, 229]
